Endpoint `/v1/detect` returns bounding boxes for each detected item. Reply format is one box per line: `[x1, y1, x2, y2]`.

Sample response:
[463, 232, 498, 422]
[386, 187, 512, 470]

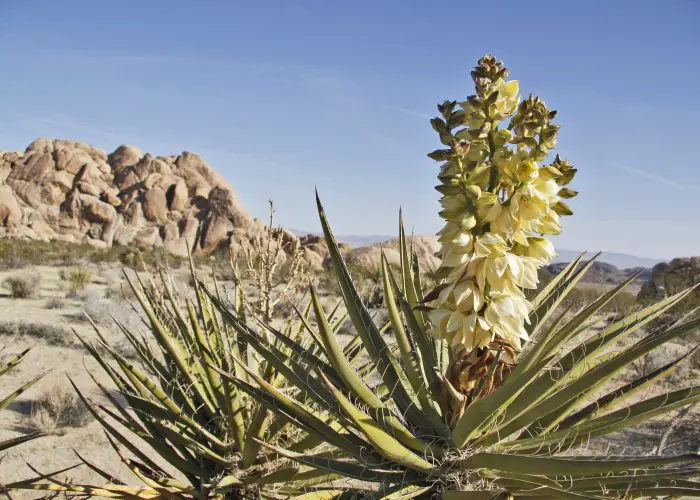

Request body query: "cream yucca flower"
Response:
[428, 55, 577, 356]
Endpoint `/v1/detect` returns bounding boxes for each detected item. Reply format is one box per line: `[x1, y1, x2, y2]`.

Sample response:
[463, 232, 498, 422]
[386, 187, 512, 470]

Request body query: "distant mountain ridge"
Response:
[551, 249, 663, 270]
[291, 230, 665, 270]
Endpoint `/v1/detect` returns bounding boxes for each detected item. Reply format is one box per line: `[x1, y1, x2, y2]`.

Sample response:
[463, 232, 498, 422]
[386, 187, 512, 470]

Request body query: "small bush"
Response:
[0, 321, 72, 345]
[3, 273, 41, 298]
[45, 297, 65, 309]
[65, 267, 93, 297]
[0, 238, 189, 269]
[26, 383, 92, 435]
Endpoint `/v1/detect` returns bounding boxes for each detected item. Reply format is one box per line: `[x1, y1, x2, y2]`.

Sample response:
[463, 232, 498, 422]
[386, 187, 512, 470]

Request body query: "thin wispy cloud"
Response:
[382, 105, 433, 120]
[610, 162, 694, 191]
[10, 112, 184, 154]
[17, 113, 121, 141]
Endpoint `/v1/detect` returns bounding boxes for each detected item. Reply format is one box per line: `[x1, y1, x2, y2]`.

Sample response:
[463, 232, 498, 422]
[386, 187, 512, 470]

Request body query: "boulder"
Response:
[0, 186, 22, 226]
[108, 145, 143, 172]
[167, 180, 188, 212]
[201, 215, 232, 252]
[143, 187, 168, 222]
[77, 181, 102, 197]
[82, 197, 116, 224]
[160, 220, 179, 242]
[135, 227, 162, 247]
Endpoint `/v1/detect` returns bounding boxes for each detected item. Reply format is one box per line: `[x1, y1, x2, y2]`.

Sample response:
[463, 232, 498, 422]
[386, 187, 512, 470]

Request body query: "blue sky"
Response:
[0, 1, 698, 259]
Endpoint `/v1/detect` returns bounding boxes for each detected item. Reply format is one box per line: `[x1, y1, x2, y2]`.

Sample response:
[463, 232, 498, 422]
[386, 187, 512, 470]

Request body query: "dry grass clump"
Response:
[25, 383, 92, 435]
[241, 200, 311, 321]
[64, 267, 93, 297]
[3, 273, 41, 298]
[45, 297, 65, 309]
[0, 238, 193, 269]
[0, 321, 72, 346]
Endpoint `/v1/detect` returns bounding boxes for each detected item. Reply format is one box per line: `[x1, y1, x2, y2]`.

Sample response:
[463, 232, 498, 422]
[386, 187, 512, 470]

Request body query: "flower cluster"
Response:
[428, 55, 577, 354]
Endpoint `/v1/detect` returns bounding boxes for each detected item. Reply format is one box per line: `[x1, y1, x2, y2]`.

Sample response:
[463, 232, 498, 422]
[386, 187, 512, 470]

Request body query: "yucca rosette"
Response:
[428, 55, 577, 357]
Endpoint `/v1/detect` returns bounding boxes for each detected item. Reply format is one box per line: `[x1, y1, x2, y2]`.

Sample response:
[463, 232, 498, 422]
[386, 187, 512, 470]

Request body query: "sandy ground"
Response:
[0, 263, 698, 497]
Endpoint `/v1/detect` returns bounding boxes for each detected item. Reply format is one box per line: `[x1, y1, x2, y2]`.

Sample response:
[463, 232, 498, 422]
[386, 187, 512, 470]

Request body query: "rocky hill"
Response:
[0, 138, 309, 260]
[0, 138, 670, 284]
[543, 260, 650, 285]
[638, 257, 700, 301]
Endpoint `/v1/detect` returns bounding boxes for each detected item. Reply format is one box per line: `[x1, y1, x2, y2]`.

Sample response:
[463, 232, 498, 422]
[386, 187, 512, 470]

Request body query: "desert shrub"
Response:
[45, 297, 65, 309]
[0, 321, 72, 346]
[3, 273, 41, 298]
[65, 267, 92, 296]
[26, 383, 91, 435]
[0, 238, 190, 269]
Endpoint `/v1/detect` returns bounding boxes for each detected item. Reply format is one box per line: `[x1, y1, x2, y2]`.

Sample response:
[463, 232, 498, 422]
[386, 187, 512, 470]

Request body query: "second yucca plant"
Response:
[14, 259, 355, 499]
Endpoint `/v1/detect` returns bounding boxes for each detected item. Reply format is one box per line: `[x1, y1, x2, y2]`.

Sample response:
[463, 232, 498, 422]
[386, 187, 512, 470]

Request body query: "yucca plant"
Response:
[12, 54, 700, 499]
[11, 258, 358, 499]
[0, 347, 44, 453]
[185, 56, 700, 498]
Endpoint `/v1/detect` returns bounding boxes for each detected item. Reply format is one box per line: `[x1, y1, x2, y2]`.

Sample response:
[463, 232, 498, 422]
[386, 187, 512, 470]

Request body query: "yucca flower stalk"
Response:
[428, 55, 578, 398]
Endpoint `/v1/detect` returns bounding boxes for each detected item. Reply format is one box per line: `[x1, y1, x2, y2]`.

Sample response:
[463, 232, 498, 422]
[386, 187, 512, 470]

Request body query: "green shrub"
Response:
[65, 267, 92, 296]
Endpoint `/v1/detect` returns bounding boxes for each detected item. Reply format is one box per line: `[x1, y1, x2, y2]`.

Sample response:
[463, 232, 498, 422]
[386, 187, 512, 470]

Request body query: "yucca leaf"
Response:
[477, 310, 700, 447]
[557, 346, 697, 428]
[623, 486, 700, 497]
[539, 272, 642, 361]
[317, 370, 433, 472]
[529, 252, 585, 311]
[0, 372, 45, 411]
[377, 483, 434, 499]
[559, 287, 694, 374]
[505, 386, 700, 451]
[122, 268, 216, 419]
[102, 432, 189, 495]
[66, 377, 189, 477]
[566, 474, 700, 491]
[216, 360, 376, 463]
[0, 347, 31, 376]
[386, 261, 446, 413]
[0, 432, 44, 452]
[254, 439, 421, 483]
[292, 491, 347, 500]
[106, 347, 226, 449]
[398, 210, 427, 332]
[519, 253, 599, 371]
[253, 467, 340, 488]
[480, 289, 696, 445]
[441, 492, 514, 500]
[73, 449, 126, 484]
[461, 452, 700, 475]
[508, 316, 700, 441]
[310, 284, 438, 454]
[316, 192, 427, 428]
[382, 254, 446, 432]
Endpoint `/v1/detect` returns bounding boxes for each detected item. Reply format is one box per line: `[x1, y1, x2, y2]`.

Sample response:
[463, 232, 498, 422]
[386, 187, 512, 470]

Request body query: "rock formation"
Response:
[0, 138, 298, 259]
[340, 236, 440, 272]
[638, 257, 700, 301]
